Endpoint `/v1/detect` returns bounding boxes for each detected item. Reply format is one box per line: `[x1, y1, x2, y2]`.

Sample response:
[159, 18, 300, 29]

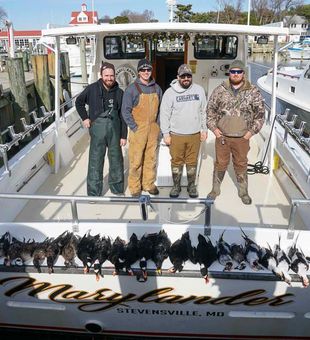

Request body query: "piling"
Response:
[80, 37, 88, 86]
[31, 54, 53, 111]
[7, 57, 30, 131]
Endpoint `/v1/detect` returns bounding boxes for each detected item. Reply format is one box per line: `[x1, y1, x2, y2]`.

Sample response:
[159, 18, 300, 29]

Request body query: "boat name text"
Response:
[0, 276, 294, 313]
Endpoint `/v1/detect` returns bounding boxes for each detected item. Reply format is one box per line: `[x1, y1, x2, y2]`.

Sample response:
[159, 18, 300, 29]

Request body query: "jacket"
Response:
[207, 79, 265, 135]
[160, 79, 207, 136]
[75, 80, 127, 139]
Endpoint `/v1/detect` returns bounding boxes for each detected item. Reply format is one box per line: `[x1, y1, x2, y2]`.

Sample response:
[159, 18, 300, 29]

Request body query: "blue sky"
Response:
[0, 0, 222, 30]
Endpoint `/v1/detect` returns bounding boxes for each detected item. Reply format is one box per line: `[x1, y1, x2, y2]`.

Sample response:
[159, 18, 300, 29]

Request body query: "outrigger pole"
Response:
[54, 36, 61, 173]
[269, 35, 279, 174]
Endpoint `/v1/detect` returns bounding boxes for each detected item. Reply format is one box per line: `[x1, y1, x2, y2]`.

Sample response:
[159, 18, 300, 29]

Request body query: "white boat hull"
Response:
[1, 223, 310, 339]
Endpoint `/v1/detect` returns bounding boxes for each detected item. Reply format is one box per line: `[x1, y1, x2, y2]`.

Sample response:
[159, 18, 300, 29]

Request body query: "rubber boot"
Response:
[186, 165, 198, 198]
[170, 165, 183, 198]
[236, 173, 252, 205]
[207, 170, 225, 200]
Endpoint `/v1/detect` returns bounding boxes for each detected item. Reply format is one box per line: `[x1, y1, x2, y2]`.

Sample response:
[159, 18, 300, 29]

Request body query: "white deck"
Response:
[14, 130, 305, 231]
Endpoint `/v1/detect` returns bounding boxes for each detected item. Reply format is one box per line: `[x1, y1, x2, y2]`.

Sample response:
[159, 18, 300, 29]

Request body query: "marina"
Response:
[0, 15, 310, 340]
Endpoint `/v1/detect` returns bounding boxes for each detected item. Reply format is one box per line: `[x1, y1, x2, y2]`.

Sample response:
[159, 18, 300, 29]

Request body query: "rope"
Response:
[247, 114, 277, 176]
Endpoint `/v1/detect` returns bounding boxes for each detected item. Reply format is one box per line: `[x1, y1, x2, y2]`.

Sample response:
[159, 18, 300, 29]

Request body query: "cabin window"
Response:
[104, 36, 145, 59]
[290, 86, 295, 93]
[194, 35, 238, 59]
[305, 68, 310, 79]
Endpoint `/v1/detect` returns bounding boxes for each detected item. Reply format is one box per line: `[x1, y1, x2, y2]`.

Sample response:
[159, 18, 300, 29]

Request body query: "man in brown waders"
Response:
[207, 60, 265, 204]
[122, 59, 162, 197]
[76, 62, 127, 197]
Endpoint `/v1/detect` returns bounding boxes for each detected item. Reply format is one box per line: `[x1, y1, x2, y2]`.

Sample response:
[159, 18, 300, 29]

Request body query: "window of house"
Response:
[194, 35, 238, 59]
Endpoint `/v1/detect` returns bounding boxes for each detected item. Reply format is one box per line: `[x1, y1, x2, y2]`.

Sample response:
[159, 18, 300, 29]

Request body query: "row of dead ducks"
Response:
[0, 229, 309, 286]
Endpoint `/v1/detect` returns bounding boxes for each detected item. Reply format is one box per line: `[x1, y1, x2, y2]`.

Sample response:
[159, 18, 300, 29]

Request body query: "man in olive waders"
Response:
[122, 59, 162, 197]
[76, 62, 127, 196]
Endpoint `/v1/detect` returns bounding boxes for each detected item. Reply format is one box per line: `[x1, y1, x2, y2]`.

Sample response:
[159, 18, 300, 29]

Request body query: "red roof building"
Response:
[0, 30, 41, 52]
[69, 3, 98, 25]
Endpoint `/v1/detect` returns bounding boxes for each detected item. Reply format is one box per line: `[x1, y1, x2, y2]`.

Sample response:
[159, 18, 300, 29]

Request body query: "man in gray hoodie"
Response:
[160, 64, 207, 198]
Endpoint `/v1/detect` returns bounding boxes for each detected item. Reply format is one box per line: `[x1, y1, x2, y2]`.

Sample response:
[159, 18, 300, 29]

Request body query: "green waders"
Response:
[87, 108, 124, 196]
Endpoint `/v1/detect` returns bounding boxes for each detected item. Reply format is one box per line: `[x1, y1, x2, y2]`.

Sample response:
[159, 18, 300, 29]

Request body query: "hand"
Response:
[243, 131, 252, 140]
[82, 119, 91, 128]
[163, 135, 171, 146]
[213, 128, 223, 138]
[120, 139, 127, 147]
[200, 131, 208, 142]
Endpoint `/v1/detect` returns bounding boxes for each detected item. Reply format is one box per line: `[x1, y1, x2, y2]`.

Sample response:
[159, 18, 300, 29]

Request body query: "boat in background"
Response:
[257, 60, 310, 202]
[287, 37, 310, 59]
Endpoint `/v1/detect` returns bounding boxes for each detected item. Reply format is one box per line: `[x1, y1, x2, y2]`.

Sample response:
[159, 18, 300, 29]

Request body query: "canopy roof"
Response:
[42, 22, 289, 37]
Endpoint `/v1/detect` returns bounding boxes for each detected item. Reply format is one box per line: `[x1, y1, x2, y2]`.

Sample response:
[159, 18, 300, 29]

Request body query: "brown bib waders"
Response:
[128, 83, 160, 195]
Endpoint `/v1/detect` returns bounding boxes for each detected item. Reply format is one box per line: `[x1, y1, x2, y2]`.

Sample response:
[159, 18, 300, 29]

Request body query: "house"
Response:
[0, 30, 41, 52]
[283, 15, 309, 41]
[69, 3, 98, 25]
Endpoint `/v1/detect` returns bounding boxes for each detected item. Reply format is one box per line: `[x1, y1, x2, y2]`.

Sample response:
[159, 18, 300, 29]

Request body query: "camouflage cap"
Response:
[229, 60, 245, 70]
[177, 64, 192, 76]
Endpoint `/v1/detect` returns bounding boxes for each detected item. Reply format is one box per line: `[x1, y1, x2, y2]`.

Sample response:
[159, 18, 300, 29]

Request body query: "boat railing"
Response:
[288, 198, 310, 239]
[0, 94, 79, 176]
[0, 193, 214, 235]
[273, 108, 310, 153]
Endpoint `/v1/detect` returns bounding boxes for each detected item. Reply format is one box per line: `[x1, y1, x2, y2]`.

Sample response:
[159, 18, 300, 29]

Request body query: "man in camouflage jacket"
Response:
[207, 60, 265, 204]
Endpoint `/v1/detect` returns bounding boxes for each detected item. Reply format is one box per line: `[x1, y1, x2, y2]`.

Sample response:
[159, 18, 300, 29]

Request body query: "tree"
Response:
[110, 16, 130, 24]
[0, 6, 7, 27]
[174, 4, 193, 22]
[268, 0, 304, 22]
[191, 12, 218, 23]
[98, 15, 111, 24]
[119, 9, 156, 23]
[290, 4, 310, 20]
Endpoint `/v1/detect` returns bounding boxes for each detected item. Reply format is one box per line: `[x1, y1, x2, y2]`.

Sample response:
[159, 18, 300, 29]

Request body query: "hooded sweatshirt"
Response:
[160, 79, 207, 137]
[121, 77, 162, 132]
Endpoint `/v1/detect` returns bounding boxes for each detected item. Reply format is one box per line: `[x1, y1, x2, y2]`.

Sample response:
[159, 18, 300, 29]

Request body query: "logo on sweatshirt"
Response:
[176, 94, 200, 102]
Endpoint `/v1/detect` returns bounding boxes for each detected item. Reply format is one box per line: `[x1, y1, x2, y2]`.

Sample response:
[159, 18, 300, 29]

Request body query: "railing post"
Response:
[204, 199, 212, 236]
[70, 199, 79, 232]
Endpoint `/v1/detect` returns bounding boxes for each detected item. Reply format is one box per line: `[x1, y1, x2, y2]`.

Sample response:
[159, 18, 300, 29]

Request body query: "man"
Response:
[160, 64, 207, 198]
[122, 59, 162, 197]
[76, 62, 127, 196]
[207, 60, 265, 205]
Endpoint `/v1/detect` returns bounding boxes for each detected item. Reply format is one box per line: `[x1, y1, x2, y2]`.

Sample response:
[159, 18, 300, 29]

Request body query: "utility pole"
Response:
[247, 0, 251, 25]
[166, 0, 176, 22]
[5, 20, 15, 58]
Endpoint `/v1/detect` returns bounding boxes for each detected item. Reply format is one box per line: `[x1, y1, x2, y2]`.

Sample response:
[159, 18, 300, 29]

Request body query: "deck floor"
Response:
[14, 130, 305, 230]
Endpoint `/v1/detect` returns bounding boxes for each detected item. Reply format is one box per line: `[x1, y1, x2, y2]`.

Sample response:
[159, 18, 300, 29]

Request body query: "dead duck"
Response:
[77, 231, 101, 273]
[151, 230, 171, 275]
[195, 233, 217, 283]
[93, 235, 112, 281]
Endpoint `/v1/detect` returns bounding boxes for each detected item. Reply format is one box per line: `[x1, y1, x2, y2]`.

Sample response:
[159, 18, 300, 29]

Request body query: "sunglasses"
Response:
[179, 74, 192, 79]
[229, 69, 244, 74]
[140, 68, 152, 73]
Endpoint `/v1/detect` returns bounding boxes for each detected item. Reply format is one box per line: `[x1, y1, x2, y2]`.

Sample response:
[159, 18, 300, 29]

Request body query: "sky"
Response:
[0, 0, 222, 30]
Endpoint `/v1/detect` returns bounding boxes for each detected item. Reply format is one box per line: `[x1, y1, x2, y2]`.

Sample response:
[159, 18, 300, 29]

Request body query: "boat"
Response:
[1, 22, 310, 339]
[287, 37, 310, 60]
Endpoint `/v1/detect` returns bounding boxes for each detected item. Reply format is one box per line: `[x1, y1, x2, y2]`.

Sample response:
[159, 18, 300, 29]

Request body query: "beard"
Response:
[180, 80, 192, 89]
[229, 76, 244, 86]
[102, 79, 115, 89]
